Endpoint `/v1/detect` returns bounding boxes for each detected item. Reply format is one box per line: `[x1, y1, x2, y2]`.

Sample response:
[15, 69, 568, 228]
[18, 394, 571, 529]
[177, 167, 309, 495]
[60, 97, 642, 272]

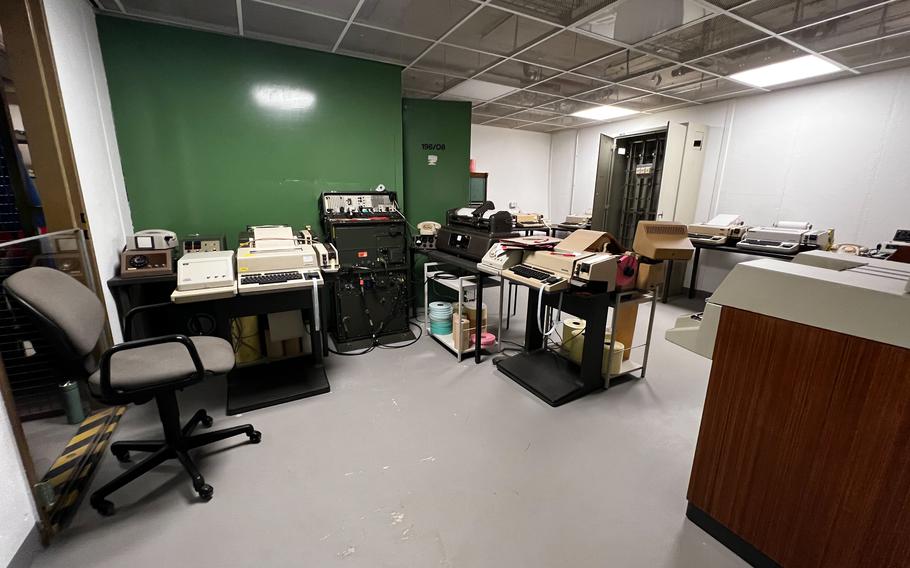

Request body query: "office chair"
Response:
[3, 267, 261, 515]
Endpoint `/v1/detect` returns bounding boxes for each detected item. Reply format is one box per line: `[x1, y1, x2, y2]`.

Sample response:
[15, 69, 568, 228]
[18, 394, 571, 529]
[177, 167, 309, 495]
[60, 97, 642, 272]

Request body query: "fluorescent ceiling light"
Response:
[729, 55, 840, 88]
[441, 79, 516, 101]
[571, 105, 638, 121]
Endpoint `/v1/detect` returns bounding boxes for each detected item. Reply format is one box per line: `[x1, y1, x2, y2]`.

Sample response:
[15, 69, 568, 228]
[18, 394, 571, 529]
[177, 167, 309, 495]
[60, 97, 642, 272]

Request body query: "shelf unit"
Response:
[423, 261, 504, 360]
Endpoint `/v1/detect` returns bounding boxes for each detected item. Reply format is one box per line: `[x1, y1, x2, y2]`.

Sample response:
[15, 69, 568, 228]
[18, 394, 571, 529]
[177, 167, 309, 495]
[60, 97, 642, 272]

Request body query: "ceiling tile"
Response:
[575, 49, 669, 82]
[518, 30, 622, 71]
[251, 0, 359, 19]
[577, 0, 714, 45]
[508, 108, 563, 121]
[716, 0, 755, 7]
[338, 24, 433, 65]
[734, 0, 890, 34]
[540, 115, 598, 127]
[403, 88, 438, 99]
[486, 117, 536, 128]
[413, 44, 503, 77]
[621, 64, 713, 92]
[538, 98, 600, 114]
[855, 52, 910, 71]
[689, 37, 805, 75]
[472, 113, 497, 124]
[666, 77, 755, 100]
[491, 0, 620, 26]
[444, 6, 558, 56]
[572, 83, 651, 104]
[355, 0, 477, 40]
[472, 101, 526, 117]
[783, 2, 910, 53]
[516, 122, 565, 133]
[243, 0, 345, 48]
[402, 69, 463, 94]
[493, 90, 563, 107]
[122, 0, 239, 33]
[619, 93, 686, 111]
[637, 14, 766, 63]
[474, 60, 560, 88]
[825, 31, 910, 67]
[528, 72, 607, 96]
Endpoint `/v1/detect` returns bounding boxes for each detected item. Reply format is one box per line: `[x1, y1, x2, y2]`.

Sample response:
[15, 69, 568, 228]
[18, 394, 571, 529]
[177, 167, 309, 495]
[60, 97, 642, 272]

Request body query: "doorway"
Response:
[591, 129, 669, 248]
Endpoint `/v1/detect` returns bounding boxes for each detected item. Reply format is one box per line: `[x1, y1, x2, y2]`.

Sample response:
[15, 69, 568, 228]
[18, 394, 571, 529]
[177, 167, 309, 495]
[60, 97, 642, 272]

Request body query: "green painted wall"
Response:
[97, 16, 403, 244]
[401, 98, 471, 226]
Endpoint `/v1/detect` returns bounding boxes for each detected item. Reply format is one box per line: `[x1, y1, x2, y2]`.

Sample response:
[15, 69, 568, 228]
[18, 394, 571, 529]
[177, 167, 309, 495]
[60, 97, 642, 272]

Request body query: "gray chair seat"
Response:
[89, 336, 234, 394]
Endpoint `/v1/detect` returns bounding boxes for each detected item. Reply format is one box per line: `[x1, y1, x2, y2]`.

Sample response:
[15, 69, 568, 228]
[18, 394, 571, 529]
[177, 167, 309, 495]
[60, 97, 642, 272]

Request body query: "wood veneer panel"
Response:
[687, 307, 910, 568]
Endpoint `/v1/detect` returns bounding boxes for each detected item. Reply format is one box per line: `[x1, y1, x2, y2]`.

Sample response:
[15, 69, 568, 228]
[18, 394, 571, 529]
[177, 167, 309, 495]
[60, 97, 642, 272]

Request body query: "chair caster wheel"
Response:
[92, 497, 115, 516]
[113, 450, 130, 463]
[200, 414, 214, 428]
[196, 483, 214, 501]
[248, 430, 262, 444]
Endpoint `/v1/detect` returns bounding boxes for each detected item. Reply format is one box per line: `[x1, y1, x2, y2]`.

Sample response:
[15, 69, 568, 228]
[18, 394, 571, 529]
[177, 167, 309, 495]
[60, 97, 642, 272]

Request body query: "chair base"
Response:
[90, 394, 260, 516]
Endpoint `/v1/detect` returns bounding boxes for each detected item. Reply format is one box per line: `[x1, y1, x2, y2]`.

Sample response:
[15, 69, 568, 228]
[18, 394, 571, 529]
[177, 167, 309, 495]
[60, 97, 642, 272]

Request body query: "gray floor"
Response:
[31, 295, 746, 568]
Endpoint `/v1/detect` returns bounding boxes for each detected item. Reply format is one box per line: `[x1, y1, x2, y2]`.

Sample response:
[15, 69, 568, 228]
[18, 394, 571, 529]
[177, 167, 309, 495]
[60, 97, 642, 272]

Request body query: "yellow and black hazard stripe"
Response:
[41, 406, 127, 532]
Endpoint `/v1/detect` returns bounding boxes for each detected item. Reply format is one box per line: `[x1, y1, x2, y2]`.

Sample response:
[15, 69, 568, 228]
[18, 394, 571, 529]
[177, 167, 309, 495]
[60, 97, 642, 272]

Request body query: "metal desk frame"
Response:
[687, 243, 797, 299]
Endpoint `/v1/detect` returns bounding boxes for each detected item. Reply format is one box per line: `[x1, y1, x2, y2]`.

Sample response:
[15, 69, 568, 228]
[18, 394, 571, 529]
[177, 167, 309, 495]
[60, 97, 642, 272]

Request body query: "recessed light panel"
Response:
[729, 55, 840, 87]
[571, 105, 638, 120]
[440, 79, 517, 101]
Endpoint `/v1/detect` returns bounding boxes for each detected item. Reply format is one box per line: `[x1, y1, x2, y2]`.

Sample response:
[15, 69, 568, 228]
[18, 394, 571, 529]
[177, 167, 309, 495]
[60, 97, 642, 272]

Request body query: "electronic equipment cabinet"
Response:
[319, 191, 414, 351]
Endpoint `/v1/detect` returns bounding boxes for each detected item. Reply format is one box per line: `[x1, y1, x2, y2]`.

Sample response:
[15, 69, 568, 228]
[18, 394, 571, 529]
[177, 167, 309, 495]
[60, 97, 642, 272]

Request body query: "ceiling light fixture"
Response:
[440, 79, 517, 102]
[571, 105, 638, 121]
[728, 55, 840, 88]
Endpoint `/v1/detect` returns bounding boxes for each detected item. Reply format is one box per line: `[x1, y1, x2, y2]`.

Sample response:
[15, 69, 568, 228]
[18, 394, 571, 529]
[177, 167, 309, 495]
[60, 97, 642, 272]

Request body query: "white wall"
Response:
[44, 0, 133, 342]
[0, 400, 38, 567]
[470, 125, 552, 216]
[555, 66, 910, 291]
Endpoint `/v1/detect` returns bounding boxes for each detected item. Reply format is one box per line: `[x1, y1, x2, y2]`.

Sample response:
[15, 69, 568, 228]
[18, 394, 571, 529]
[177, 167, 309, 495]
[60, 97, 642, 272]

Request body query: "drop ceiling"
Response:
[92, 0, 910, 132]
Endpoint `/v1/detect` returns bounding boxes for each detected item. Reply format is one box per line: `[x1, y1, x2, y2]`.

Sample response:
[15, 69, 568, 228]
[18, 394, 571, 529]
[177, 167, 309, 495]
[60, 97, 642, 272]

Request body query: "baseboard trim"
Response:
[8, 523, 42, 568]
[686, 503, 780, 568]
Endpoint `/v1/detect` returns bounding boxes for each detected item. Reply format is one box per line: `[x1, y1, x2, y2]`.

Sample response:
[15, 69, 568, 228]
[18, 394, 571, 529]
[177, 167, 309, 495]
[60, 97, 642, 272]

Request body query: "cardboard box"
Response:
[637, 260, 665, 290]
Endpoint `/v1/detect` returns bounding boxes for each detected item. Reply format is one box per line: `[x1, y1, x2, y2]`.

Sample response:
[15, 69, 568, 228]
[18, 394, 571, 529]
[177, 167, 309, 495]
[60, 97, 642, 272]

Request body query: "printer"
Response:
[436, 201, 517, 261]
[737, 221, 833, 255]
[666, 250, 910, 359]
[513, 213, 545, 227]
[170, 251, 237, 303]
[236, 225, 323, 295]
[688, 214, 749, 246]
[501, 230, 623, 292]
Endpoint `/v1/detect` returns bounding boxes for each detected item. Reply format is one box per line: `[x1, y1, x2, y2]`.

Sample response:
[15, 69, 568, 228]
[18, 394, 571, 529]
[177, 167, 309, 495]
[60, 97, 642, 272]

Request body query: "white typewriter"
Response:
[236, 226, 323, 295]
[737, 221, 833, 255]
[688, 214, 748, 246]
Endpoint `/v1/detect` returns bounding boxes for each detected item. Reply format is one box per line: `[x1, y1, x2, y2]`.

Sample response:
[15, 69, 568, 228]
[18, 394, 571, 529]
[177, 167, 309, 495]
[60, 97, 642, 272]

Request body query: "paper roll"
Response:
[775, 220, 811, 230]
[601, 341, 625, 377]
[561, 319, 586, 363]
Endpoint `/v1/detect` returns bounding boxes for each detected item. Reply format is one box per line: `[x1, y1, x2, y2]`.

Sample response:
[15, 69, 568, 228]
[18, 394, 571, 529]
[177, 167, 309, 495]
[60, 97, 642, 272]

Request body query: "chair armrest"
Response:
[123, 302, 173, 341]
[99, 334, 204, 398]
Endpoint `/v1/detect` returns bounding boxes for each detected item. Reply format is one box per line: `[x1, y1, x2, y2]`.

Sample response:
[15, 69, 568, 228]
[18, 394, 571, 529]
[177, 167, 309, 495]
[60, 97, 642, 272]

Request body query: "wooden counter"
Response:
[687, 306, 910, 568]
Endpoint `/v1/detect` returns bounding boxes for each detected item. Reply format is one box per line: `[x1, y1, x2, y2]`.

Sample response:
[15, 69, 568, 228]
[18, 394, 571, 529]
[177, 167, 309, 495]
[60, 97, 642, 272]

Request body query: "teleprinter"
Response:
[688, 214, 749, 246]
[436, 201, 517, 261]
[737, 221, 833, 254]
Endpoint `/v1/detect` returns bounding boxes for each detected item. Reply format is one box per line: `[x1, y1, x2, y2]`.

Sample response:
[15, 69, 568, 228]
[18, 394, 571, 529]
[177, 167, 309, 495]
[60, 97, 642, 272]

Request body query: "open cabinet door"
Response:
[590, 133, 616, 232]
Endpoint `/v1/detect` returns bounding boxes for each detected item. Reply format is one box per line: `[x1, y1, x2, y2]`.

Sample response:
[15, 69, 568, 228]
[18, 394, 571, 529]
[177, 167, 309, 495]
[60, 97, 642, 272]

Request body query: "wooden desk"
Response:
[687, 306, 910, 567]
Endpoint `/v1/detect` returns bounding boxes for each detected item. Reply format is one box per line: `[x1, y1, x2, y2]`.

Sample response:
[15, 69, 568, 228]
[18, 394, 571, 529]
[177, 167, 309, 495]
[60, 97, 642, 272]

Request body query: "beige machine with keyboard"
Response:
[502, 229, 620, 292]
[236, 226, 323, 295]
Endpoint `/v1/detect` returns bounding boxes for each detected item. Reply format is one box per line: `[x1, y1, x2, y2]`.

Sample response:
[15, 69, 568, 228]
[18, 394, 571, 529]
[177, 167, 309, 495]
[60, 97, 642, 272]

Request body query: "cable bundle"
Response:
[428, 301, 454, 335]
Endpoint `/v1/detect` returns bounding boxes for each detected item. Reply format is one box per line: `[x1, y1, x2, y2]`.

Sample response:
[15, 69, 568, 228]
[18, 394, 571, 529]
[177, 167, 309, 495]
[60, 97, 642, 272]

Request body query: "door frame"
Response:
[0, 0, 113, 543]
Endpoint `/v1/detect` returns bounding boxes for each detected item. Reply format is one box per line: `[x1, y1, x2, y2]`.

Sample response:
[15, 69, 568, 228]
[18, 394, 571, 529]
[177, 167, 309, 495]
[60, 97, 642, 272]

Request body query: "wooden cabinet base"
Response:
[687, 307, 910, 568]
